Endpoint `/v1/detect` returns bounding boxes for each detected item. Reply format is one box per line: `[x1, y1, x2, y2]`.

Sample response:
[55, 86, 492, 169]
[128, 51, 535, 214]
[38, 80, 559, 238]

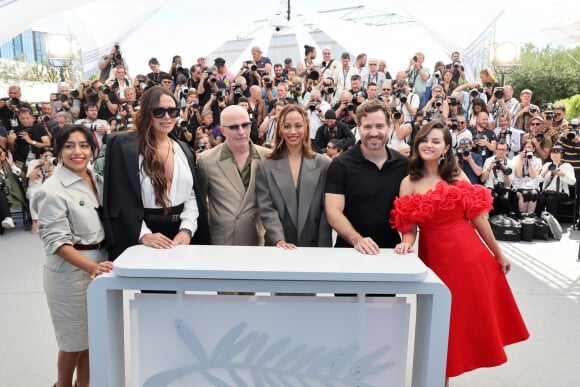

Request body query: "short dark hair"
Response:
[341, 52, 350, 60]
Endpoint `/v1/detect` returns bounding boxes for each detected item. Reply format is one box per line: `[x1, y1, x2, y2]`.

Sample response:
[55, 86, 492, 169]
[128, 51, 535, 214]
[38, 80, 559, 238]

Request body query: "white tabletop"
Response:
[113, 245, 428, 282]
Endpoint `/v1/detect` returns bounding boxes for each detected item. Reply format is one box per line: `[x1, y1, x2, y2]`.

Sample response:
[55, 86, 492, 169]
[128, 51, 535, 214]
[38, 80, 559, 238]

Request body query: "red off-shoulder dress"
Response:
[391, 180, 529, 377]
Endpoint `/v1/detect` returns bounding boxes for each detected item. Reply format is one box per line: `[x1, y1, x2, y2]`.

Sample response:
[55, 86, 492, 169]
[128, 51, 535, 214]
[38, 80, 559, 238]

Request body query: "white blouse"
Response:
[138, 140, 198, 239]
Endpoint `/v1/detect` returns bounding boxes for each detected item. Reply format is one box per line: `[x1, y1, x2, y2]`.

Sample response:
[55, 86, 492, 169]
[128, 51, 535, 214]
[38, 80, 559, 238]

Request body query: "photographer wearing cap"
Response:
[513, 89, 540, 131]
[522, 115, 552, 161]
[313, 109, 354, 154]
[537, 146, 576, 217]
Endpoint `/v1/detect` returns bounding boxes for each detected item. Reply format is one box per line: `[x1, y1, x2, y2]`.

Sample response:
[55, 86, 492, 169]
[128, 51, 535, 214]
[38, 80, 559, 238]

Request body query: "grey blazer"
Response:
[256, 153, 332, 247]
[196, 142, 270, 246]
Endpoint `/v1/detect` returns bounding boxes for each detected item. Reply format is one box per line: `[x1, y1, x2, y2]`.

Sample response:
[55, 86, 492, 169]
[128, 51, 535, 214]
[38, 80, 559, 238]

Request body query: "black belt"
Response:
[73, 242, 102, 251]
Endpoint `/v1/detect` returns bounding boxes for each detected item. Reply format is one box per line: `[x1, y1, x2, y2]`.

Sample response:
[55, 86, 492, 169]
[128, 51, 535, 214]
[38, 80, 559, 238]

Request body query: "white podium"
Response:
[87, 245, 450, 387]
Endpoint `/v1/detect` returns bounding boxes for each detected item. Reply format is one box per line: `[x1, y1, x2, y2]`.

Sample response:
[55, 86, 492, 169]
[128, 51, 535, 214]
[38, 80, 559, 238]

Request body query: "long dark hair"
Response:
[408, 120, 460, 183]
[133, 86, 177, 213]
[268, 104, 315, 160]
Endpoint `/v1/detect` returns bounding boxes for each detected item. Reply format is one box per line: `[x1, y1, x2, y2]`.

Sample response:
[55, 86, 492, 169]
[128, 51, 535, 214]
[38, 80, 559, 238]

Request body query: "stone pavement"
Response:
[1, 221, 579, 386]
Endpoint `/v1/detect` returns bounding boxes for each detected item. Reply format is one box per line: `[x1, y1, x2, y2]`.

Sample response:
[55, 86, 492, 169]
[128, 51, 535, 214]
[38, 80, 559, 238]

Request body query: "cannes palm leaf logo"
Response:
[144, 319, 395, 386]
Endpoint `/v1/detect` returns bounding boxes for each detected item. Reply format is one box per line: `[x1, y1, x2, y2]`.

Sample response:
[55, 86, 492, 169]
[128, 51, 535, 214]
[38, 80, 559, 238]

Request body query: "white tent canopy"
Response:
[1, 0, 578, 83]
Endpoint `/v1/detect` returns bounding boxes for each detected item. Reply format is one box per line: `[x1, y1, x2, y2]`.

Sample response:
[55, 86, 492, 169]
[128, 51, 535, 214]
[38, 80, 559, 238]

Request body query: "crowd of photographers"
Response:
[1, 44, 580, 233]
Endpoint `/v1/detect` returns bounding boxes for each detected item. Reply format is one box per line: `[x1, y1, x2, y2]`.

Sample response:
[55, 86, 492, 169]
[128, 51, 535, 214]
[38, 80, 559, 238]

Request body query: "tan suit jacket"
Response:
[196, 142, 269, 245]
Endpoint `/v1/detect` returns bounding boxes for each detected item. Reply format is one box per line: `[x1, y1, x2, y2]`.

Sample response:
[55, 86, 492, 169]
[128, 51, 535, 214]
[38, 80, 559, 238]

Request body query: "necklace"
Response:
[163, 137, 173, 163]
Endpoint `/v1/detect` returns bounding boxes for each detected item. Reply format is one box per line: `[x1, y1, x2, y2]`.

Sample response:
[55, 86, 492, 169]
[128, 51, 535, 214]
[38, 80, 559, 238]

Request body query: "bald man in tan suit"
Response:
[196, 105, 269, 245]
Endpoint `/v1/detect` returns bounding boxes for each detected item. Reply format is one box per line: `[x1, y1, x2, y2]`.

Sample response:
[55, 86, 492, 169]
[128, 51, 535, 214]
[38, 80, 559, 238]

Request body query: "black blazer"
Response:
[102, 131, 210, 260]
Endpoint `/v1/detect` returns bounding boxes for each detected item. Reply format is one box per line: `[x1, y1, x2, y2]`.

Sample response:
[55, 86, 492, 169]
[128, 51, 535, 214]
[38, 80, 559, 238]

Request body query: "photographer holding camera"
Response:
[486, 85, 516, 127]
[445, 52, 466, 84]
[51, 82, 81, 119]
[333, 91, 357, 130]
[404, 52, 430, 101]
[312, 109, 354, 154]
[297, 45, 318, 78]
[494, 114, 523, 159]
[455, 138, 483, 184]
[513, 89, 540, 131]
[537, 146, 576, 217]
[98, 43, 128, 82]
[7, 108, 51, 165]
[421, 84, 450, 121]
[512, 140, 542, 216]
[306, 89, 330, 138]
[75, 103, 110, 158]
[26, 147, 56, 233]
[389, 80, 419, 123]
[521, 116, 552, 161]
[333, 52, 358, 93]
[107, 66, 133, 101]
[470, 111, 497, 163]
[146, 57, 171, 88]
[481, 142, 513, 215]
[1, 85, 32, 133]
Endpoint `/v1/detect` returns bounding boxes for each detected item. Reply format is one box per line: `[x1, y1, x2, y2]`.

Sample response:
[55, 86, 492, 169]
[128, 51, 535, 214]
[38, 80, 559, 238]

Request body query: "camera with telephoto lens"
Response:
[294, 84, 301, 93]
[567, 128, 578, 140]
[549, 164, 558, 172]
[391, 108, 401, 120]
[250, 64, 258, 72]
[453, 61, 461, 69]
[214, 89, 227, 102]
[449, 97, 458, 106]
[450, 120, 458, 130]
[176, 118, 188, 129]
[498, 130, 512, 145]
[233, 83, 242, 95]
[435, 96, 444, 107]
[308, 100, 319, 112]
[456, 148, 470, 159]
[100, 85, 111, 95]
[8, 98, 21, 108]
[346, 103, 355, 112]
[525, 151, 534, 159]
[393, 88, 407, 103]
[57, 93, 68, 103]
[529, 106, 538, 114]
[111, 42, 122, 65]
[535, 133, 545, 143]
[434, 70, 441, 79]
[412, 55, 418, 63]
[545, 111, 554, 120]
[494, 159, 512, 175]
[494, 87, 504, 99]
[470, 88, 483, 98]
[41, 115, 51, 123]
[308, 69, 320, 81]
[263, 78, 272, 89]
[474, 133, 489, 156]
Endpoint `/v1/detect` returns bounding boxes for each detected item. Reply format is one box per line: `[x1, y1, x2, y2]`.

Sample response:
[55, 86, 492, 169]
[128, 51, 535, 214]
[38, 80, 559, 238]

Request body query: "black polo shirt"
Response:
[325, 142, 409, 248]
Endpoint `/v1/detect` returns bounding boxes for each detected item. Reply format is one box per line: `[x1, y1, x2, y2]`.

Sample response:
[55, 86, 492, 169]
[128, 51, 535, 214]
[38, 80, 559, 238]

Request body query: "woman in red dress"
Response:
[390, 121, 529, 385]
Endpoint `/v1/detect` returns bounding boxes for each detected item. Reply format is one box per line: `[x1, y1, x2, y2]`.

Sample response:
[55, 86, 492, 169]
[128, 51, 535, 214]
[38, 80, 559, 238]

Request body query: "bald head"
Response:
[221, 104, 249, 125]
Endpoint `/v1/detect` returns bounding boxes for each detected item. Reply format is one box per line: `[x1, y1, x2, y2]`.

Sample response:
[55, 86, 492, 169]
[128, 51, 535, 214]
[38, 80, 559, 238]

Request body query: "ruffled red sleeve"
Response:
[390, 195, 418, 234]
[462, 182, 493, 219]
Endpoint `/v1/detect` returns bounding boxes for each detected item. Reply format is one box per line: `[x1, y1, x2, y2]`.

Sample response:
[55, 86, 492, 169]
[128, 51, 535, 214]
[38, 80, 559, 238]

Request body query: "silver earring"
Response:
[438, 154, 445, 166]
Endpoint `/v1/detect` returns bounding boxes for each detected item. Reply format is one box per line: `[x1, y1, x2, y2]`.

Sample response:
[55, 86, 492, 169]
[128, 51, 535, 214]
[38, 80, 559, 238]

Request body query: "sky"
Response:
[22, 0, 579, 79]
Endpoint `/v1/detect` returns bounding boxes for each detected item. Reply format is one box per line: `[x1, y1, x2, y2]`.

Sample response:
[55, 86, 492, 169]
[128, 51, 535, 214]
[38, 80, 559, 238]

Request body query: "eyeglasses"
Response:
[369, 63, 377, 66]
[457, 121, 467, 125]
[530, 123, 542, 126]
[496, 148, 508, 152]
[150, 107, 180, 118]
[382, 89, 391, 92]
[222, 122, 252, 131]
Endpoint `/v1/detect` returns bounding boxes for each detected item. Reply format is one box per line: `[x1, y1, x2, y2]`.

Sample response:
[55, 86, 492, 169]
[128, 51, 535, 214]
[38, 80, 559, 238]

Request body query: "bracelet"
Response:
[179, 228, 193, 238]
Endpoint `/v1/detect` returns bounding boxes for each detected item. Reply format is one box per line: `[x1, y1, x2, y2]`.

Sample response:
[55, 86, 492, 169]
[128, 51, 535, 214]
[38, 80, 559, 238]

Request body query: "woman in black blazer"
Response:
[103, 86, 209, 260]
[256, 104, 332, 248]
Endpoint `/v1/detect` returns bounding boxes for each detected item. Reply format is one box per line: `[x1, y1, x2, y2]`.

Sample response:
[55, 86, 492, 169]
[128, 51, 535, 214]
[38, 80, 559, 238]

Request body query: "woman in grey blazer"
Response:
[256, 104, 332, 248]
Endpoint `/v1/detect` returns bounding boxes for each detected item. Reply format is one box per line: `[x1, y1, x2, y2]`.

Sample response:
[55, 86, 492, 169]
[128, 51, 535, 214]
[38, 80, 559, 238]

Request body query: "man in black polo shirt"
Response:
[325, 100, 409, 254]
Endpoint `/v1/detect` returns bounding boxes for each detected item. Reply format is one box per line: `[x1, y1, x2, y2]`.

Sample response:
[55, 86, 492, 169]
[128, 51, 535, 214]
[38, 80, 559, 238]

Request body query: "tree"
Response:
[505, 44, 580, 108]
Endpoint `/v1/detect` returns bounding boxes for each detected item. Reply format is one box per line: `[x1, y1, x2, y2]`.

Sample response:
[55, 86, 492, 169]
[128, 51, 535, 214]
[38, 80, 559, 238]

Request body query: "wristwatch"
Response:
[179, 228, 193, 238]
[32, 140, 36, 146]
